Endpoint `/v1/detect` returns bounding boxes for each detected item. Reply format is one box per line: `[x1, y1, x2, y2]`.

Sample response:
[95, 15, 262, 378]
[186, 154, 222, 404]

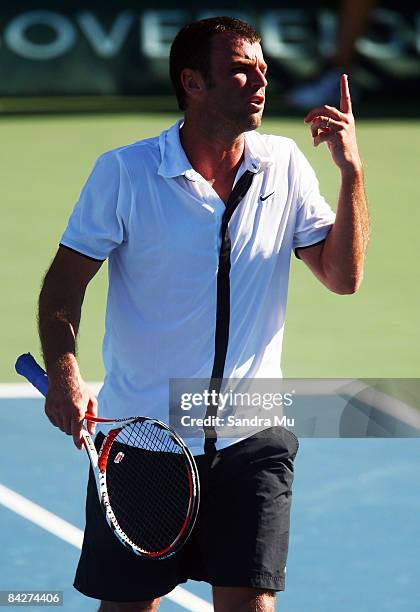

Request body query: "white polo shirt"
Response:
[61, 119, 335, 454]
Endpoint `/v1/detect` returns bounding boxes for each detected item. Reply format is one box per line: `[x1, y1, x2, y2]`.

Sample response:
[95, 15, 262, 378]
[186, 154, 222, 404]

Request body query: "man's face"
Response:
[202, 34, 268, 133]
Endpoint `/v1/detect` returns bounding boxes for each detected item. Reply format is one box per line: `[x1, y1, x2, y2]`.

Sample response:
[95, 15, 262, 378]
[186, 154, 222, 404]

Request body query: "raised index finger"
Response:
[340, 74, 352, 114]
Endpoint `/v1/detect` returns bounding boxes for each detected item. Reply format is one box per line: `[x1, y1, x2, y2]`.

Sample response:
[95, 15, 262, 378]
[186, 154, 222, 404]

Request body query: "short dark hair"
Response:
[169, 16, 261, 111]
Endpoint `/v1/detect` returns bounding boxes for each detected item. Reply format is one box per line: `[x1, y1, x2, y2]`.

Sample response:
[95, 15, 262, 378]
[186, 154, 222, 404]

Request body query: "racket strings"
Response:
[108, 452, 191, 550]
[123, 420, 180, 453]
[104, 420, 194, 554]
[109, 448, 190, 539]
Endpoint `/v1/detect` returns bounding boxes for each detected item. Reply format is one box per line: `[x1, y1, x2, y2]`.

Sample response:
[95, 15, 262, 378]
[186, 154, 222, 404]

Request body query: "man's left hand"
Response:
[304, 74, 362, 175]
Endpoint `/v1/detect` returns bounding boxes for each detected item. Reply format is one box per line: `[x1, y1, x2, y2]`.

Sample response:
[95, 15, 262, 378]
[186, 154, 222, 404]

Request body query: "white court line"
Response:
[0, 484, 212, 612]
[2, 381, 419, 430]
[2, 379, 415, 399]
[0, 381, 336, 398]
[0, 483, 83, 548]
[0, 382, 103, 398]
[0, 380, 362, 399]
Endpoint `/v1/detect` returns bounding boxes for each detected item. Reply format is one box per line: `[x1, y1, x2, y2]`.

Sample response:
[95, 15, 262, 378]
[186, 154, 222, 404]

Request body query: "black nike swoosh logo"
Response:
[259, 191, 275, 201]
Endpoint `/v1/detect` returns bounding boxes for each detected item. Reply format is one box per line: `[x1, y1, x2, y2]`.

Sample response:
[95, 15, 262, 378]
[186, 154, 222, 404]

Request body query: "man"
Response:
[38, 16, 369, 612]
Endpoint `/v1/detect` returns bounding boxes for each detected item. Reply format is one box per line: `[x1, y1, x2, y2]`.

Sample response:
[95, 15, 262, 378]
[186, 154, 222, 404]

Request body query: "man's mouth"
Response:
[249, 96, 265, 109]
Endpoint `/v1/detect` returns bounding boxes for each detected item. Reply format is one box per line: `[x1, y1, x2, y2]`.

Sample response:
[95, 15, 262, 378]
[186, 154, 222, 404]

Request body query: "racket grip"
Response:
[14, 352, 104, 423]
[15, 353, 48, 397]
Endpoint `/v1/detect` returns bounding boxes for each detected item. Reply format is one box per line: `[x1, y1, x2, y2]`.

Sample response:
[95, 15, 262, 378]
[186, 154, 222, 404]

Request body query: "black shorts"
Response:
[74, 427, 299, 602]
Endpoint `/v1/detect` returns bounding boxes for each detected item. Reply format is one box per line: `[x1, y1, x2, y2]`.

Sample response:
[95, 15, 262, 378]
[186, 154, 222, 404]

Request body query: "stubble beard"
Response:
[246, 111, 263, 131]
[205, 79, 264, 136]
[235, 108, 263, 135]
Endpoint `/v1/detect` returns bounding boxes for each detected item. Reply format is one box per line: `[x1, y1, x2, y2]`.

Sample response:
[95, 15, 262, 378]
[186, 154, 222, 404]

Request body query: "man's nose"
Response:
[252, 68, 267, 89]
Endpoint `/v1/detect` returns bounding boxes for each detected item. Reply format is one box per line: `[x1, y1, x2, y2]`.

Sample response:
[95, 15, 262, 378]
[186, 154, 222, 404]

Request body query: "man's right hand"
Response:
[45, 356, 98, 448]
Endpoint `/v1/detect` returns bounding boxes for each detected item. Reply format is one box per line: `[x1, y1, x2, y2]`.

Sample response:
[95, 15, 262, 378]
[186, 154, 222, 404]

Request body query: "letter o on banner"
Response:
[5, 11, 76, 60]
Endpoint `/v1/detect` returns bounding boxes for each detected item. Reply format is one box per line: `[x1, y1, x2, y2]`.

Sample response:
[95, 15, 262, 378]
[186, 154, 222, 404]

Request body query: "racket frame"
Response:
[15, 353, 200, 560]
[89, 416, 200, 559]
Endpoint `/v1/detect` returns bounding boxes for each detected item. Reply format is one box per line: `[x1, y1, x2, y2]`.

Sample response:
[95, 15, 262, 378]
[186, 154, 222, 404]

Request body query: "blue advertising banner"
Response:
[0, 2, 418, 101]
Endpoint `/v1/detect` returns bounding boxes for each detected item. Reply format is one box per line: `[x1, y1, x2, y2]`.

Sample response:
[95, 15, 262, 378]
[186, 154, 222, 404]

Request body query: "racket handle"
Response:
[15, 353, 48, 397]
[15, 352, 111, 423]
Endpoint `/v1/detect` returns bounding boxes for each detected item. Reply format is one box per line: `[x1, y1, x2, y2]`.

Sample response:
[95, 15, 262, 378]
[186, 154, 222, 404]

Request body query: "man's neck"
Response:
[180, 117, 246, 203]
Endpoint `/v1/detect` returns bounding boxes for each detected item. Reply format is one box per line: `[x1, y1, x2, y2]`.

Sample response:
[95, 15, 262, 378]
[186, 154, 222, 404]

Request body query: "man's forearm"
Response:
[303, 74, 370, 294]
[321, 166, 369, 293]
[37, 247, 102, 445]
[38, 271, 84, 380]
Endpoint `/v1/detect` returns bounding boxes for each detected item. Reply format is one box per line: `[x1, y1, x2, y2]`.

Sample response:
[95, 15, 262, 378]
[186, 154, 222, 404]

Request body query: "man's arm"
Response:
[38, 246, 103, 447]
[297, 74, 369, 294]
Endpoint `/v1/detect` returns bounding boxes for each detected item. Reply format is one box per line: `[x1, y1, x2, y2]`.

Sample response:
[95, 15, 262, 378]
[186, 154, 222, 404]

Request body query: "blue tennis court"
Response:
[1, 396, 419, 611]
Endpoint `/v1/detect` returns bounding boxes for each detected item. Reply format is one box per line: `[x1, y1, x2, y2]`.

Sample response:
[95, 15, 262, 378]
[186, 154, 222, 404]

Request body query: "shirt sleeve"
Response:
[292, 143, 336, 251]
[60, 151, 130, 261]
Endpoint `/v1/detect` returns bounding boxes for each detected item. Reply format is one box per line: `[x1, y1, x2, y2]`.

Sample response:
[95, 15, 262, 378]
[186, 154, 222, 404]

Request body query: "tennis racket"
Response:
[15, 353, 200, 560]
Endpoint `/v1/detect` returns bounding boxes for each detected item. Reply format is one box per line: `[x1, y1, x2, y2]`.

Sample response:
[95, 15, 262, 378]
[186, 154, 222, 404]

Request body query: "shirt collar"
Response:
[158, 119, 274, 180]
[243, 129, 274, 173]
[158, 119, 197, 179]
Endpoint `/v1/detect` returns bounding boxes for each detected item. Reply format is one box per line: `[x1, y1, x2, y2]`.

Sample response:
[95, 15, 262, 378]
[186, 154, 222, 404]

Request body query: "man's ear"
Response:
[180, 68, 206, 104]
